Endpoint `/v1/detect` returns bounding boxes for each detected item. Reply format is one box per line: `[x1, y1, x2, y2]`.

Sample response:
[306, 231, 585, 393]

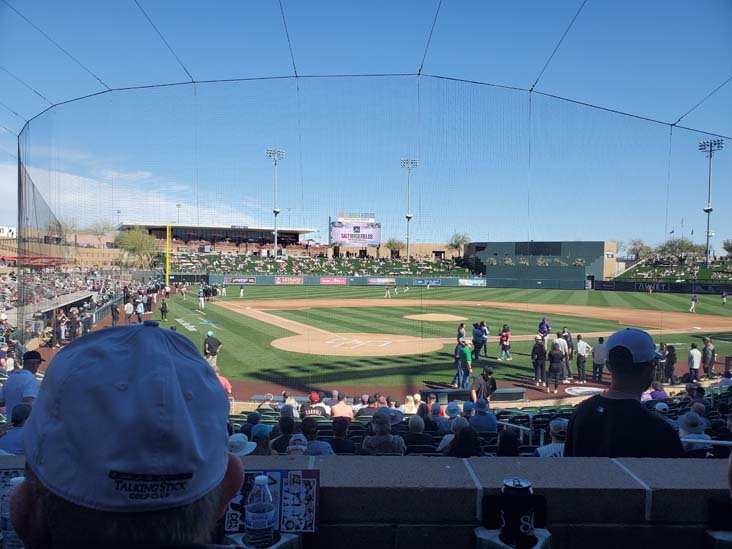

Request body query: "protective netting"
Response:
[15, 74, 732, 391]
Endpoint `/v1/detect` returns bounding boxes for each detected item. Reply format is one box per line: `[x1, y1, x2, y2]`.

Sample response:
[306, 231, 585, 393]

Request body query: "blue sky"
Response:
[0, 0, 730, 251]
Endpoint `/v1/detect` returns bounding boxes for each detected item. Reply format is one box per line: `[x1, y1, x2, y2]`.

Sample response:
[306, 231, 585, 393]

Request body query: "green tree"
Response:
[723, 240, 732, 256]
[447, 232, 470, 257]
[58, 218, 78, 246]
[627, 239, 653, 260]
[384, 238, 404, 259]
[115, 227, 158, 269]
[655, 237, 705, 257]
[86, 220, 116, 248]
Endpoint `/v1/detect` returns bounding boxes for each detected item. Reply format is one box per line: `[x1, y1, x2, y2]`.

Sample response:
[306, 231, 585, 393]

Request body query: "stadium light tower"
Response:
[401, 158, 418, 263]
[698, 139, 724, 266]
[266, 148, 285, 257]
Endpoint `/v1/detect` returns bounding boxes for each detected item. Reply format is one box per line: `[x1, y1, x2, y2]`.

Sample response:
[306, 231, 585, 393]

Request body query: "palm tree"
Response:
[384, 239, 404, 259]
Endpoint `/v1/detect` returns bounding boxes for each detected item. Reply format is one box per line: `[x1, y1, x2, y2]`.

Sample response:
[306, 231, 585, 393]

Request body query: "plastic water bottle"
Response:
[1, 476, 24, 549]
[244, 475, 275, 548]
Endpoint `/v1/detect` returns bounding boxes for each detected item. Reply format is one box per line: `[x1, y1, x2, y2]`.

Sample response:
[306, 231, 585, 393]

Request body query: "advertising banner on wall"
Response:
[458, 278, 487, 287]
[224, 276, 256, 285]
[414, 278, 442, 286]
[320, 277, 347, 285]
[367, 277, 396, 285]
[275, 276, 304, 285]
[330, 220, 381, 247]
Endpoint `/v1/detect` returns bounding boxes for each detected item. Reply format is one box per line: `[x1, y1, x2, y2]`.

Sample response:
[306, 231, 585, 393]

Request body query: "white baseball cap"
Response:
[606, 328, 661, 364]
[24, 320, 230, 512]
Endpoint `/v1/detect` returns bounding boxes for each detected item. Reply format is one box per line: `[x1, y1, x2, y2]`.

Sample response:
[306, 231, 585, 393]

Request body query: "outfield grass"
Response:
[162, 286, 732, 392]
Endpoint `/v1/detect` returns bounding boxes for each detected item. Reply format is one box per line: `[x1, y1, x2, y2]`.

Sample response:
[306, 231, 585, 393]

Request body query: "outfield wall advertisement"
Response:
[458, 278, 487, 287]
[275, 276, 304, 285]
[367, 277, 395, 286]
[320, 277, 347, 285]
[414, 278, 442, 286]
[224, 276, 256, 285]
[330, 221, 381, 247]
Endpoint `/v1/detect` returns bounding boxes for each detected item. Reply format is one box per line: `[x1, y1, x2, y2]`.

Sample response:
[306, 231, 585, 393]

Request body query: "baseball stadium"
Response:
[1, 2, 732, 547]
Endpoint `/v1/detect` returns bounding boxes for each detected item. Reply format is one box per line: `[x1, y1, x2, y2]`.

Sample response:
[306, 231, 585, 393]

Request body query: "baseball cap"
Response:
[207, 331, 214, 337]
[288, 434, 308, 451]
[463, 401, 474, 413]
[22, 350, 45, 363]
[654, 402, 669, 414]
[549, 418, 568, 438]
[430, 402, 441, 415]
[228, 433, 256, 457]
[387, 408, 404, 426]
[309, 392, 319, 403]
[24, 320, 230, 512]
[474, 398, 488, 413]
[458, 337, 466, 343]
[251, 423, 272, 439]
[445, 402, 460, 418]
[606, 328, 661, 364]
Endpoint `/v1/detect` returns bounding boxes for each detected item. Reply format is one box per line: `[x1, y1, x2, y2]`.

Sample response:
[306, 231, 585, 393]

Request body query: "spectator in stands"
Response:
[376, 396, 387, 408]
[325, 390, 339, 407]
[301, 417, 335, 456]
[203, 331, 222, 367]
[362, 411, 406, 455]
[413, 393, 424, 412]
[496, 430, 520, 457]
[403, 415, 434, 447]
[277, 390, 291, 410]
[352, 394, 369, 414]
[330, 417, 356, 454]
[688, 343, 702, 382]
[250, 424, 277, 456]
[301, 392, 327, 418]
[564, 328, 684, 458]
[214, 366, 232, 397]
[714, 371, 732, 388]
[471, 366, 497, 402]
[239, 412, 260, 437]
[0, 350, 42, 414]
[653, 403, 678, 430]
[446, 427, 484, 458]
[427, 393, 444, 416]
[431, 403, 450, 433]
[0, 403, 31, 455]
[399, 394, 417, 414]
[678, 412, 713, 452]
[445, 401, 461, 426]
[271, 416, 295, 454]
[469, 398, 498, 432]
[437, 416, 469, 453]
[228, 433, 256, 458]
[462, 401, 474, 419]
[592, 336, 607, 383]
[14, 320, 245, 548]
[648, 382, 668, 400]
[330, 393, 353, 419]
[315, 392, 332, 415]
[690, 402, 710, 428]
[257, 393, 276, 411]
[286, 434, 308, 456]
[356, 396, 379, 418]
[284, 397, 300, 418]
[533, 419, 568, 457]
[417, 402, 438, 432]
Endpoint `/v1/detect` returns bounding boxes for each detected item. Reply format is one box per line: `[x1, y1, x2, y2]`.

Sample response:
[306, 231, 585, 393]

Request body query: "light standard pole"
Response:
[698, 139, 724, 266]
[400, 158, 418, 263]
[116, 210, 121, 225]
[176, 204, 181, 224]
[266, 148, 285, 257]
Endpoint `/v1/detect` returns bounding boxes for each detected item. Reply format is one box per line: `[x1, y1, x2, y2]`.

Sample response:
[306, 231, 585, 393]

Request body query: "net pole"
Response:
[166, 223, 171, 285]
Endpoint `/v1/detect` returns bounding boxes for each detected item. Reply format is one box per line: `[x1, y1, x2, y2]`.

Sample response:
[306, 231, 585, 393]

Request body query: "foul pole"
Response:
[165, 224, 171, 285]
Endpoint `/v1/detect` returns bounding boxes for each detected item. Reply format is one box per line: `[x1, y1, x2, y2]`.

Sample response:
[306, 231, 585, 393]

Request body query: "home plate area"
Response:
[270, 332, 446, 357]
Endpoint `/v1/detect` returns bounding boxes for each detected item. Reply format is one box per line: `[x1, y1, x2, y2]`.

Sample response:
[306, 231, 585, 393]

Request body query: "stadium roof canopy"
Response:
[119, 223, 316, 236]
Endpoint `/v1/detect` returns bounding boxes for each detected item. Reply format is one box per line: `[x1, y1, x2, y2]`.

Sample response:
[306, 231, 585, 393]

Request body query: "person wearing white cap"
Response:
[564, 328, 684, 458]
[653, 402, 678, 430]
[12, 320, 245, 548]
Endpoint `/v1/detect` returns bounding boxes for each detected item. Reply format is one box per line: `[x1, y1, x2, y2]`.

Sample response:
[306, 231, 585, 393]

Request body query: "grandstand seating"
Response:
[617, 256, 732, 282]
[168, 251, 473, 277]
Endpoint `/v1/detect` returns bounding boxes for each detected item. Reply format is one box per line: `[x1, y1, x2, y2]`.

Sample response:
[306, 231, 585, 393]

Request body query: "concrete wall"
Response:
[241, 455, 727, 549]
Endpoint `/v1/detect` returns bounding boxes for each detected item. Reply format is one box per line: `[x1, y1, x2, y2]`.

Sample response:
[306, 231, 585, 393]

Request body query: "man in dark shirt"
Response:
[470, 366, 497, 402]
[329, 417, 356, 454]
[355, 396, 379, 418]
[203, 331, 222, 367]
[565, 328, 684, 458]
[300, 392, 326, 417]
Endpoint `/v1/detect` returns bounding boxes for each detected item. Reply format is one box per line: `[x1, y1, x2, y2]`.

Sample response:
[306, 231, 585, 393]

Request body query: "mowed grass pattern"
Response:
[162, 286, 732, 391]
[270, 305, 631, 338]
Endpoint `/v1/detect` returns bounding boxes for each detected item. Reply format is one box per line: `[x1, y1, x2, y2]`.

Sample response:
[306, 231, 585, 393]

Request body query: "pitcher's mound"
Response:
[404, 313, 467, 322]
[271, 332, 444, 357]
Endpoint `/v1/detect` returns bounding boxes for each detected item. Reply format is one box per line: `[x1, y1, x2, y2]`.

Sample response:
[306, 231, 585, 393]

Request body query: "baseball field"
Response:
[161, 286, 732, 398]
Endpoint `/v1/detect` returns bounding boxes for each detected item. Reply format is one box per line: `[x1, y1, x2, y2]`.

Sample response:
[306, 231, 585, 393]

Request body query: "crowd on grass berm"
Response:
[3, 320, 732, 547]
